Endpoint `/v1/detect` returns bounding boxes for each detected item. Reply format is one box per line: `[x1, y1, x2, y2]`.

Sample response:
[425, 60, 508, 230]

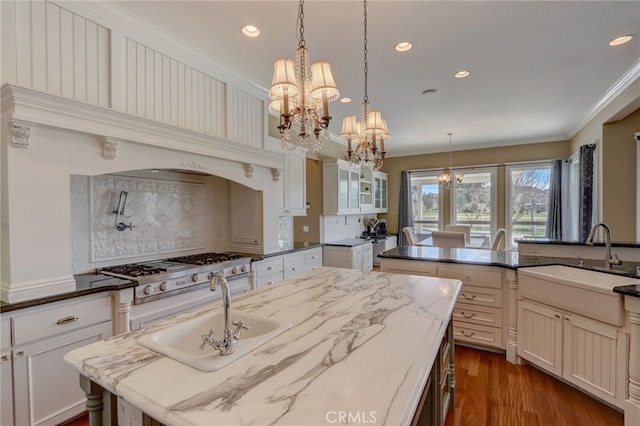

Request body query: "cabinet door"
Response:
[381, 177, 388, 210]
[1, 350, 13, 426]
[230, 182, 263, 247]
[562, 314, 627, 408]
[282, 150, 306, 215]
[338, 167, 349, 212]
[13, 321, 112, 426]
[517, 300, 562, 376]
[349, 170, 360, 211]
[374, 176, 382, 210]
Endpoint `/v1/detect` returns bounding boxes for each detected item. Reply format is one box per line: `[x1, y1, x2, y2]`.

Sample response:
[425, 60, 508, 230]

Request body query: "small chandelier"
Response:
[438, 132, 464, 189]
[269, 0, 339, 152]
[341, 0, 389, 171]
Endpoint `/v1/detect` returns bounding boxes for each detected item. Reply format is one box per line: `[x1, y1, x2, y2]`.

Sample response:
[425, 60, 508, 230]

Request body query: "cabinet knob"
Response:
[555, 314, 561, 319]
[14, 351, 24, 358]
[267, 266, 273, 271]
[1, 355, 9, 363]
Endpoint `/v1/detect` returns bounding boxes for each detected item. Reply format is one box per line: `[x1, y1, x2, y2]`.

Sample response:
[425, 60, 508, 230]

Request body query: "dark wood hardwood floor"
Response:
[445, 345, 624, 426]
[62, 345, 624, 426]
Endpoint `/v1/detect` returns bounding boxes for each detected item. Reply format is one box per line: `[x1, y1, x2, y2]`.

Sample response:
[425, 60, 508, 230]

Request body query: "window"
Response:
[410, 172, 442, 236]
[506, 163, 552, 248]
[451, 168, 497, 242]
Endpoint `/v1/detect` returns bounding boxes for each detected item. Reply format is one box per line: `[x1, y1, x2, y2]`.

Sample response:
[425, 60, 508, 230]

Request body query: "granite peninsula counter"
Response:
[64, 267, 462, 426]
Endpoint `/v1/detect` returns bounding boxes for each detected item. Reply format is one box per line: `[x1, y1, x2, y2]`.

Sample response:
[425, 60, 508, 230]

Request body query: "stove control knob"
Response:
[207, 272, 214, 280]
[143, 285, 154, 295]
[240, 265, 247, 273]
[191, 274, 199, 282]
[231, 267, 238, 275]
[159, 282, 168, 291]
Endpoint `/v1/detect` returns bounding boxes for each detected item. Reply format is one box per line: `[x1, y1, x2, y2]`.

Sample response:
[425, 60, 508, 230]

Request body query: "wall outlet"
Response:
[303, 225, 309, 232]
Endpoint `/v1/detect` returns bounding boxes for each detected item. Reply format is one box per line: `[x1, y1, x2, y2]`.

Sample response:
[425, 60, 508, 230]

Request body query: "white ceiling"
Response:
[112, 1, 640, 157]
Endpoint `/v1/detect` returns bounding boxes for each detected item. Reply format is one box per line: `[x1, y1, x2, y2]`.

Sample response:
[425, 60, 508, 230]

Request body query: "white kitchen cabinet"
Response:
[251, 247, 323, 288]
[323, 159, 361, 214]
[323, 243, 373, 272]
[276, 148, 307, 216]
[230, 182, 263, 250]
[373, 171, 388, 212]
[359, 168, 373, 213]
[1, 317, 14, 426]
[517, 299, 628, 409]
[4, 293, 113, 426]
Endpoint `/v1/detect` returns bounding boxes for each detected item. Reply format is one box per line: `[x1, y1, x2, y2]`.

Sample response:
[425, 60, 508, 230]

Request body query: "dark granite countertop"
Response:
[323, 238, 374, 247]
[252, 242, 323, 261]
[516, 238, 640, 248]
[0, 273, 136, 313]
[379, 246, 640, 297]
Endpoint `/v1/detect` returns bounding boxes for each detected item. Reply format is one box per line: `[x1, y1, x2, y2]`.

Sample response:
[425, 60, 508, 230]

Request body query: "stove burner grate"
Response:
[167, 252, 245, 266]
[101, 264, 167, 277]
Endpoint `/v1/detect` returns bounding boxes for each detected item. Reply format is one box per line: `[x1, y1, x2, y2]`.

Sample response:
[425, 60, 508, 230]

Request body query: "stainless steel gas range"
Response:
[100, 252, 252, 305]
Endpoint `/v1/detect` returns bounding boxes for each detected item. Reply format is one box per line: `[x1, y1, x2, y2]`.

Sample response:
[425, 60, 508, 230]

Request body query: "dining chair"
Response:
[491, 228, 506, 250]
[431, 231, 466, 248]
[444, 224, 471, 244]
[402, 227, 419, 245]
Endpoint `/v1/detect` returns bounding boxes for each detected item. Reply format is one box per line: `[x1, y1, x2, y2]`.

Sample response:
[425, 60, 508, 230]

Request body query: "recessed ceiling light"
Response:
[609, 34, 635, 46]
[340, 97, 352, 103]
[395, 41, 412, 52]
[454, 70, 471, 79]
[241, 25, 260, 38]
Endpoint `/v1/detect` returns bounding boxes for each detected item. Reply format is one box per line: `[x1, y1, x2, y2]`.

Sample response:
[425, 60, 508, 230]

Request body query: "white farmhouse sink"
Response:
[518, 265, 638, 326]
[138, 310, 291, 371]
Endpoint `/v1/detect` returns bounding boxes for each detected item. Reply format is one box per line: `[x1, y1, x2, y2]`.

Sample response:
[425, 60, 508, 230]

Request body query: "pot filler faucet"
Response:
[585, 222, 622, 270]
[200, 271, 249, 355]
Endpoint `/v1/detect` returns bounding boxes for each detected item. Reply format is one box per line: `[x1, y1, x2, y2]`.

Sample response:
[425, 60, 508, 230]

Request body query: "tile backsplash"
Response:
[89, 174, 205, 262]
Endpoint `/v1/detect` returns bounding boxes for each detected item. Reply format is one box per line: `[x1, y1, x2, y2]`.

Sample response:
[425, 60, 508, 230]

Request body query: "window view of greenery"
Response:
[509, 165, 551, 247]
[453, 171, 493, 237]
[411, 174, 440, 236]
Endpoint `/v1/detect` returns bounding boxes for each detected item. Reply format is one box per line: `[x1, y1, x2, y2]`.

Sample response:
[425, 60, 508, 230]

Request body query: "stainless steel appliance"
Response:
[100, 252, 251, 304]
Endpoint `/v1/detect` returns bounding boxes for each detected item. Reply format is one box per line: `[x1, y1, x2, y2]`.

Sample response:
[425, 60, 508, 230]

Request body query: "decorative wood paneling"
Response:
[2, 1, 110, 107]
[226, 85, 263, 147]
[123, 38, 227, 138]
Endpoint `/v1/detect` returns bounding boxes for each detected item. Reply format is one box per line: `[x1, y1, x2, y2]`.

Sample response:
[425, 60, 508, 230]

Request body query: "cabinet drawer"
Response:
[257, 271, 284, 288]
[304, 249, 322, 264]
[284, 252, 306, 275]
[453, 321, 503, 349]
[253, 257, 284, 276]
[361, 243, 373, 255]
[453, 303, 503, 327]
[1, 317, 10, 349]
[13, 294, 111, 346]
[437, 265, 502, 289]
[457, 285, 502, 308]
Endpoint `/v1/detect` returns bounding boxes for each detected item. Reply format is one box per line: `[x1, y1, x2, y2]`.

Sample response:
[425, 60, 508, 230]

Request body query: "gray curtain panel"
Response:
[546, 160, 563, 239]
[578, 144, 596, 241]
[397, 170, 414, 246]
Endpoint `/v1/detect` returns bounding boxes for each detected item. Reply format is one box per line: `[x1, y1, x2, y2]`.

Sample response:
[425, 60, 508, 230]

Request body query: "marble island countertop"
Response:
[64, 267, 462, 426]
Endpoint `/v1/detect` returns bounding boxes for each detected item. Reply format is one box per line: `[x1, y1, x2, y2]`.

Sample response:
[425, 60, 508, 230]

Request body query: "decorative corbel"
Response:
[243, 163, 254, 178]
[103, 137, 120, 160]
[271, 168, 281, 181]
[10, 120, 31, 148]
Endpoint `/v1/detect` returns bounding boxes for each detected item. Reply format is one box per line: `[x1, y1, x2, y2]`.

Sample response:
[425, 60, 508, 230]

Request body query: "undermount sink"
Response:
[518, 265, 638, 326]
[138, 309, 291, 372]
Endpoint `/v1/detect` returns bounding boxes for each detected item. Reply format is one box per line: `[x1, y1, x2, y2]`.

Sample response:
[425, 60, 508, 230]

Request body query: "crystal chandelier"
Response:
[438, 132, 464, 189]
[269, 0, 339, 152]
[341, 0, 389, 171]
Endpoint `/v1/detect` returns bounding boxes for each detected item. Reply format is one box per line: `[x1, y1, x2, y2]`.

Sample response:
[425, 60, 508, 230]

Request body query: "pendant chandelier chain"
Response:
[363, 0, 368, 105]
[297, 0, 306, 48]
[448, 132, 453, 169]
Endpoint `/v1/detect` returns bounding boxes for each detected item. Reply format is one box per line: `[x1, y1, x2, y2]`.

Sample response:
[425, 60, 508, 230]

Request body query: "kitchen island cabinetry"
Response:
[65, 267, 461, 426]
[323, 240, 373, 272]
[322, 159, 361, 214]
[1, 293, 113, 426]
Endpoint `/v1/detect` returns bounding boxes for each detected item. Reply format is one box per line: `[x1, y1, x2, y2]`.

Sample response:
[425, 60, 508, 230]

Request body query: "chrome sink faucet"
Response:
[585, 222, 622, 270]
[200, 271, 248, 355]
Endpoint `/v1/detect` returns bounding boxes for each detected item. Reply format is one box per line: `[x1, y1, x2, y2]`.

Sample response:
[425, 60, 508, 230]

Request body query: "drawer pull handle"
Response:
[461, 293, 476, 300]
[460, 331, 476, 338]
[267, 266, 273, 271]
[292, 267, 296, 270]
[311, 256, 316, 259]
[56, 315, 79, 325]
[1, 355, 9, 362]
[267, 281, 274, 286]
[460, 312, 476, 319]
[14, 351, 24, 358]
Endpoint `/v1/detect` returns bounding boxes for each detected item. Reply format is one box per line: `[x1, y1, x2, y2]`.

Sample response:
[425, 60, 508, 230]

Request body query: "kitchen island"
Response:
[64, 267, 462, 426]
